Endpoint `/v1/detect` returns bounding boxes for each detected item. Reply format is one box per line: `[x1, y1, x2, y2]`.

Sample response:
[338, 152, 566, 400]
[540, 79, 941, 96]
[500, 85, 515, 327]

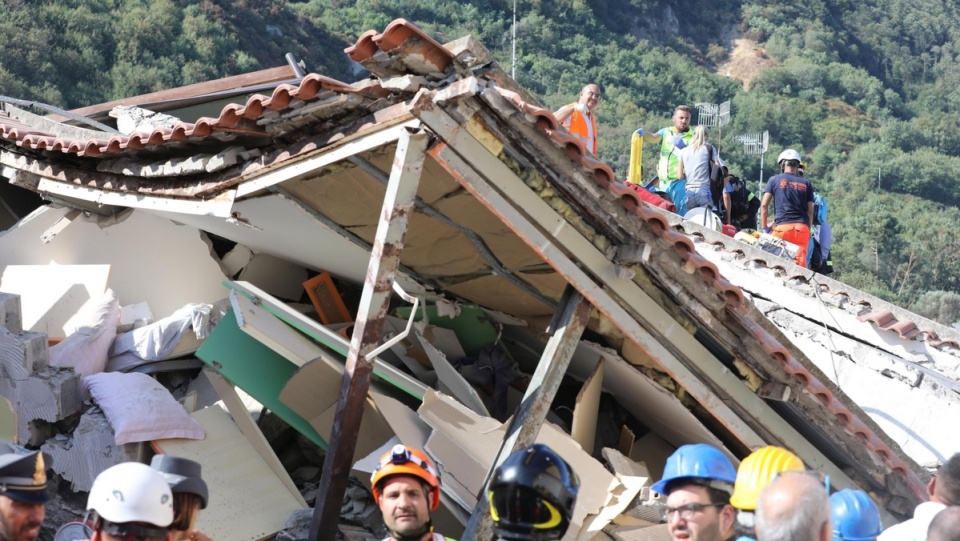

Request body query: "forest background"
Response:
[3, 0, 960, 325]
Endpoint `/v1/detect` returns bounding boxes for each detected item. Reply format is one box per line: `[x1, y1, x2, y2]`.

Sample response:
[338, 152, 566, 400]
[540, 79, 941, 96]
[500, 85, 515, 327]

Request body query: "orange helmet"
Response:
[370, 444, 441, 511]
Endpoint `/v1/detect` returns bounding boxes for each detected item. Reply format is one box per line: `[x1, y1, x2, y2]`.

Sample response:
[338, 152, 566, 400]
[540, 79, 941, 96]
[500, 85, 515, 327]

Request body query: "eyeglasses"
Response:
[582, 91, 601, 100]
[661, 502, 725, 522]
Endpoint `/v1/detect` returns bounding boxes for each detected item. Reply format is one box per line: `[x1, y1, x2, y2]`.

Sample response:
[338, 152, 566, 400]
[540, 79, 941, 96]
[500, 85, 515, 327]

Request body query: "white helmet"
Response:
[777, 149, 802, 164]
[87, 462, 174, 528]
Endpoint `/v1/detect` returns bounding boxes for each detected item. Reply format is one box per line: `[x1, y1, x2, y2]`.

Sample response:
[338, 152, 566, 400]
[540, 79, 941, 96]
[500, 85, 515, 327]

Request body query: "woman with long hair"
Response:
[677, 125, 721, 213]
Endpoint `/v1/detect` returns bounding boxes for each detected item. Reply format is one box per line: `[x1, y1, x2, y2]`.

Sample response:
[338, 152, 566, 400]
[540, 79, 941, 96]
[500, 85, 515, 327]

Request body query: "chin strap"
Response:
[388, 520, 434, 541]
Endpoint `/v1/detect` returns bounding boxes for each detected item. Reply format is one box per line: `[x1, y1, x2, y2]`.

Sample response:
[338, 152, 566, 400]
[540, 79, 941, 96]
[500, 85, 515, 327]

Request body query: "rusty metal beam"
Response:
[460, 285, 593, 540]
[310, 129, 429, 541]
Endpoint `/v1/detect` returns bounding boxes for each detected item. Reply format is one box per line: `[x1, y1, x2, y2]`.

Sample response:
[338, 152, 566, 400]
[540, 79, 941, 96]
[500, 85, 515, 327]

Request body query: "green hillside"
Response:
[3, 0, 959, 324]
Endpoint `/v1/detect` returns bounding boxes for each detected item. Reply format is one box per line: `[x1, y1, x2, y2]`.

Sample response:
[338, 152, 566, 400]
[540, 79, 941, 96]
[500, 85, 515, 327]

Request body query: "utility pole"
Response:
[511, 0, 517, 79]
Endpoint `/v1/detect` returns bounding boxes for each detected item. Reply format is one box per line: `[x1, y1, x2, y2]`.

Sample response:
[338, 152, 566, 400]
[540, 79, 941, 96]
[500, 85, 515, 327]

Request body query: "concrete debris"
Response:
[109, 105, 182, 135]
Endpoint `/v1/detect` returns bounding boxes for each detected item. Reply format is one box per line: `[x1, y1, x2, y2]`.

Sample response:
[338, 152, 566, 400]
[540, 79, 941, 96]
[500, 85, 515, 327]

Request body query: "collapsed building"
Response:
[0, 18, 958, 541]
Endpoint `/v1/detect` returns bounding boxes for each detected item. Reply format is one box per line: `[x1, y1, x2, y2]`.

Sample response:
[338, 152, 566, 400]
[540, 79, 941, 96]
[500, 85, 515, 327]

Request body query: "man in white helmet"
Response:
[760, 149, 815, 267]
[83, 462, 173, 541]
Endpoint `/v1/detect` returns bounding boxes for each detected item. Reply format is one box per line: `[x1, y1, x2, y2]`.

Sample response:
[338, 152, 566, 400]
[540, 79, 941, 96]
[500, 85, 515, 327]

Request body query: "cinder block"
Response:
[0, 293, 22, 334]
[17, 368, 82, 421]
[0, 329, 49, 380]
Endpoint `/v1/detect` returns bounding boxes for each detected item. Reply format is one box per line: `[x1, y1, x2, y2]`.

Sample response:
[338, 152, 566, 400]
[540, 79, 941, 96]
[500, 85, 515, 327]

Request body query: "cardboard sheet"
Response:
[156, 406, 304, 541]
[571, 357, 604, 454]
[0, 264, 110, 338]
[414, 324, 488, 417]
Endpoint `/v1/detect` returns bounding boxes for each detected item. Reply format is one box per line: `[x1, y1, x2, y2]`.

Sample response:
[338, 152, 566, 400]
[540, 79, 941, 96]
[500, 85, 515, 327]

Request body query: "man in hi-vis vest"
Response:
[554, 84, 600, 154]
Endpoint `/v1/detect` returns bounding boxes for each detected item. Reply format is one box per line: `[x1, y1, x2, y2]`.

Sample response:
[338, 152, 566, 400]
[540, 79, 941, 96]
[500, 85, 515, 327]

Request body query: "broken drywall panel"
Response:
[578, 449, 649, 540]
[227, 281, 427, 400]
[0, 264, 110, 338]
[230, 290, 322, 368]
[220, 244, 254, 278]
[119, 301, 153, 332]
[144, 194, 374, 285]
[630, 432, 676, 485]
[238, 252, 309, 301]
[768, 311, 960, 468]
[0, 206, 227, 322]
[571, 342, 734, 461]
[196, 308, 325, 447]
[279, 356, 392, 462]
[571, 357, 604, 455]
[156, 406, 305, 541]
[383, 316, 436, 383]
[414, 323, 488, 417]
[417, 389, 619, 541]
[42, 409, 146, 492]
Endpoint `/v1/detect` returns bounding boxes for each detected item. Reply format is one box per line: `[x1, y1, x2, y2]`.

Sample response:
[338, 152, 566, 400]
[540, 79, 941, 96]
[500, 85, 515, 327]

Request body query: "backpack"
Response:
[727, 174, 751, 217]
[708, 146, 725, 207]
[813, 192, 828, 225]
[809, 237, 824, 271]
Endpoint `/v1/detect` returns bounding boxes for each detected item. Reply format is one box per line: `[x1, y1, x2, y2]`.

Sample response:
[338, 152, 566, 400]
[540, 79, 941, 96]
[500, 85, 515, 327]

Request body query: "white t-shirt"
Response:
[876, 501, 946, 541]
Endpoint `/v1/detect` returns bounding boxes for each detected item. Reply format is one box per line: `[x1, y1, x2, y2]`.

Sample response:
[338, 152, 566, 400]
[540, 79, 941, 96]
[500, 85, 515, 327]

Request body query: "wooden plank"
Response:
[618, 426, 635, 458]
[461, 286, 593, 540]
[571, 357, 604, 455]
[62, 65, 296, 120]
[204, 371, 307, 507]
[156, 406, 305, 541]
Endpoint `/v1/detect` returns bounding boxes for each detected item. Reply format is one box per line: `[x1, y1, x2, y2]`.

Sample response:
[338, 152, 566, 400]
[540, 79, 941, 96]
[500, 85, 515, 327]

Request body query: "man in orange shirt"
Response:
[554, 84, 600, 154]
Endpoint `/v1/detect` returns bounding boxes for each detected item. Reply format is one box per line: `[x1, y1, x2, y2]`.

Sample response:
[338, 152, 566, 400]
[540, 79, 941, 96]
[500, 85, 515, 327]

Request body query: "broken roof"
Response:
[2, 18, 955, 518]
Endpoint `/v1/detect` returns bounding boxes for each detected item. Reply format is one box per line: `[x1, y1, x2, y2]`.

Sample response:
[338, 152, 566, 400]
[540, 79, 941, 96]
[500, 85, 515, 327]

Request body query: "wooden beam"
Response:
[310, 130, 429, 541]
[460, 286, 593, 540]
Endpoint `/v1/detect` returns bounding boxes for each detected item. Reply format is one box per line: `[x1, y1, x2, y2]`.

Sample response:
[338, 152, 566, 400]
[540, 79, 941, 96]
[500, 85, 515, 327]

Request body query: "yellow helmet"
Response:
[729, 446, 804, 510]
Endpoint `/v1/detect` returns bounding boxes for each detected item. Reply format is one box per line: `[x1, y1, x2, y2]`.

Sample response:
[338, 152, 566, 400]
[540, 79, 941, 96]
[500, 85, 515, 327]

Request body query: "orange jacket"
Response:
[562, 105, 597, 154]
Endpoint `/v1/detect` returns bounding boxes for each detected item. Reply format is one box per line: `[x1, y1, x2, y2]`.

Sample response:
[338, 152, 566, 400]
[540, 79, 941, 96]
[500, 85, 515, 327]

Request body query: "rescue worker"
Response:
[637, 105, 695, 216]
[879, 452, 960, 541]
[150, 455, 210, 541]
[830, 489, 883, 541]
[554, 84, 601, 155]
[371, 444, 450, 541]
[730, 446, 804, 541]
[487, 443, 579, 541]
[652, 444, 738, 541]
[760, 149, 815, 267]
[755, 472, 831, 541]
[84, 462, 173, 541]
[0, 451, 50, 541]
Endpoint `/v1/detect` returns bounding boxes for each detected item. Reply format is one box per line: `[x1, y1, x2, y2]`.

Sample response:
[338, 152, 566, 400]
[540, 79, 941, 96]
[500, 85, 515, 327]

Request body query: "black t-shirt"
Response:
[764, 173, 814, 225]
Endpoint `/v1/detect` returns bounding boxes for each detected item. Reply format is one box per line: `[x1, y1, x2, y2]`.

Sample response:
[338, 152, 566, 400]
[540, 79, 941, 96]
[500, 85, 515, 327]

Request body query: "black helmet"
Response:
[487, 444, 579, 541]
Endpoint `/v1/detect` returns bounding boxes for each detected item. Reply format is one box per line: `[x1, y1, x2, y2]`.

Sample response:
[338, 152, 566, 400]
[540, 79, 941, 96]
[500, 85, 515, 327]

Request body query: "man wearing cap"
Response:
[653, 444, 738, 541]
[0, 451, 50, 541]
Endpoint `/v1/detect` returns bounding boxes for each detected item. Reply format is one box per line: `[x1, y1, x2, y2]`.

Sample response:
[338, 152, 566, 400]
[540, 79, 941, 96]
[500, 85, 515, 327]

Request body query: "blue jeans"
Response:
[686, 190, 713, 210]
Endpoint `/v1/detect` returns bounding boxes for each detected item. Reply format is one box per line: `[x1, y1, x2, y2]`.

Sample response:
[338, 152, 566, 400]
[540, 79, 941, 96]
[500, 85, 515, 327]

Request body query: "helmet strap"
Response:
[387, 519, 433, 541]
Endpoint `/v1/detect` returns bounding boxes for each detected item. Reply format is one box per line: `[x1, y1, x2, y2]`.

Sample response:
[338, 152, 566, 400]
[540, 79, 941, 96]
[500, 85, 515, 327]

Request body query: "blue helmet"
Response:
[831, 489, 883, 541]
[651, 444, 737, 495]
